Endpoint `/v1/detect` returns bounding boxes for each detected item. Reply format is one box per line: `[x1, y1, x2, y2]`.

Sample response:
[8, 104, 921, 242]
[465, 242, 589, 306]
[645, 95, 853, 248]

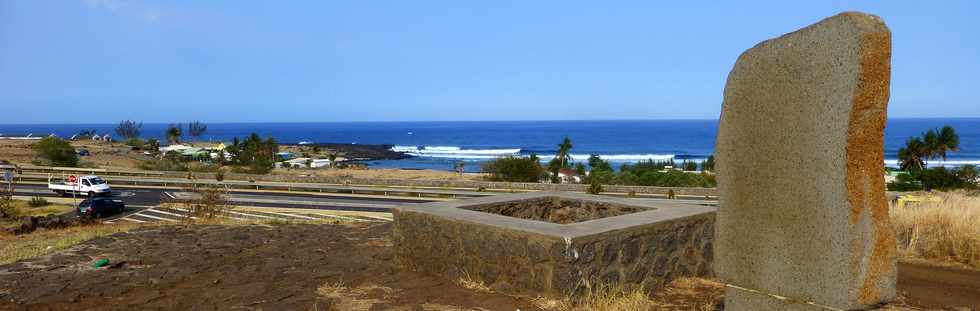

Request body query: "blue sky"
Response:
[1, 1, 977, 123]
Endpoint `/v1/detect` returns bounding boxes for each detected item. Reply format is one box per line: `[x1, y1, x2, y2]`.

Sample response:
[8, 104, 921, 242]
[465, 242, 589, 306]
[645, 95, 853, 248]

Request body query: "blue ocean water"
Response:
[2, 118, 978, 172]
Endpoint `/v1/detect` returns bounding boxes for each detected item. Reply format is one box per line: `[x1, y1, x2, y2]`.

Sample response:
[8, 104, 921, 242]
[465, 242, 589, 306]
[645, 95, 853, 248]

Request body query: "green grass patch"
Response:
[7, 200, 75, 218]
[0, 224, 136, 265]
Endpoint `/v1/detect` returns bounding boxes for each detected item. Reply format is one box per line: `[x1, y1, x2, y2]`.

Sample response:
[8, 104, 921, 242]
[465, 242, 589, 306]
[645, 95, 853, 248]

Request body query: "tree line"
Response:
[33, 120, 278, 174]
[481, 136, 717, 190]
[891, 125, 977, 191]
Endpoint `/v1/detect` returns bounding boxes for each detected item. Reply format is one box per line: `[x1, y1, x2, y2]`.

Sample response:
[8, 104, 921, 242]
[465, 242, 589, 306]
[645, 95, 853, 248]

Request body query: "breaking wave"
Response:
[391, 146, 521, 159]
[391, 146, 679, 162]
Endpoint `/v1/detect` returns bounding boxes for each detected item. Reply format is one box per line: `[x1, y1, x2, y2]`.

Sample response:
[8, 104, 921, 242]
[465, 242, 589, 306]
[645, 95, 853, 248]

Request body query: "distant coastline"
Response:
[2, 118, 978, 172]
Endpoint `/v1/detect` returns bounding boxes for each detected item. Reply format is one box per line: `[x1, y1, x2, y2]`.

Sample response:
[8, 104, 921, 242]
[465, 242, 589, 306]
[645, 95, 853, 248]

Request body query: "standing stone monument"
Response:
[714, 12, 896, 310]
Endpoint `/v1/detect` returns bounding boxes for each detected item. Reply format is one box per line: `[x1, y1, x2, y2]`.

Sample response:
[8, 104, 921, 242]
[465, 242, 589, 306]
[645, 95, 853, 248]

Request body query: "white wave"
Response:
[884, 159, 980, 167]
[532, 154, 677, 162]
[574, 154, 675, 161]
[392, 146, 681, 162]
[391, 146, 521, 156]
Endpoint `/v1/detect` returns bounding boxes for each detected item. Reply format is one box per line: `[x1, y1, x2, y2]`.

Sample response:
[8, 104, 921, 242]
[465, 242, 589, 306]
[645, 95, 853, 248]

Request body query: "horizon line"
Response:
[2, 116, 980, 126]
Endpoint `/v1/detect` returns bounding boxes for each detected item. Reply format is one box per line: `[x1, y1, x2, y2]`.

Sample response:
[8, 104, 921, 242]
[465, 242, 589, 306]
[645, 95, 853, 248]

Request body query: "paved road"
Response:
[9, 182, 718, 225]
[10, 183, 432, 210]
[9, 183, 434, 223]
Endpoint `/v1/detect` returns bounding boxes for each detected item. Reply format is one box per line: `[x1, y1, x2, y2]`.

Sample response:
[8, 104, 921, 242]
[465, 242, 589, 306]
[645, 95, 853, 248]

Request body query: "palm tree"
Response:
[922, 129, 939, 160]
[327, 153, 338, 168]
[935, 125, 960, 164]
[555, 136, 573, 168]
[897, 137, 927, 172]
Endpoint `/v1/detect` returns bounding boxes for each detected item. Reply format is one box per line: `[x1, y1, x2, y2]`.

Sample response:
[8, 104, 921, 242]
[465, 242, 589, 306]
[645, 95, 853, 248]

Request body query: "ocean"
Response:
[2, 118, 978, 172]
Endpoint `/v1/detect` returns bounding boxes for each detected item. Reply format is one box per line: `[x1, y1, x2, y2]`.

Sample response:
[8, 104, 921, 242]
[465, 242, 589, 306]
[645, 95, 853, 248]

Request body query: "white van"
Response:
[48, 175, 112, 197]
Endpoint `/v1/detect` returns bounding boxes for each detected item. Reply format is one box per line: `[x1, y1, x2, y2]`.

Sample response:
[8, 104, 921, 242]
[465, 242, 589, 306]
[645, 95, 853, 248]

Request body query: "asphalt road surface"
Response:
[9, 183, 434, 213]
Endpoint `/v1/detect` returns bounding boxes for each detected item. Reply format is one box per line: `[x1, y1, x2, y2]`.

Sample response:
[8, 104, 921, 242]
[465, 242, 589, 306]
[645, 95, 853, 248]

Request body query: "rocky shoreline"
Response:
[296, 143, 411, 161]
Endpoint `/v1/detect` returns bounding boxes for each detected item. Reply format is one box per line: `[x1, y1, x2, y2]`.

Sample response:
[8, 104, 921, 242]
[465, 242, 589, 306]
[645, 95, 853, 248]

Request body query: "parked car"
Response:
[76, 198, 125, 218]
[76, 149, 90, 156]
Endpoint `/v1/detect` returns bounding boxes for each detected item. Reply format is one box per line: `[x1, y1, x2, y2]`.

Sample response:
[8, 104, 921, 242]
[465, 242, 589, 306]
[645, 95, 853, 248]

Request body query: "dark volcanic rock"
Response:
[303, 143, 410, 161]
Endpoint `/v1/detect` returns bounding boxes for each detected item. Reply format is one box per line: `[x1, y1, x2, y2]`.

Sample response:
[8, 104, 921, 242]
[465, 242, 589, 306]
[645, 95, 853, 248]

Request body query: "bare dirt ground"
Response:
[0, 140, 145, 171]
[0, 223, 975, 310]
[271, 167, 483, 181]
[0, 139, 480, 181]
[0, 223, 541, 311]
[897, 261, 980, 309]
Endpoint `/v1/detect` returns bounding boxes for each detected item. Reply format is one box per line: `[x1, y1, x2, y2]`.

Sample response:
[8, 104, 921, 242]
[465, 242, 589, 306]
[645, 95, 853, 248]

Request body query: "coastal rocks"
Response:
[714, 12, 895, 310]
[308, 143, 411, 161]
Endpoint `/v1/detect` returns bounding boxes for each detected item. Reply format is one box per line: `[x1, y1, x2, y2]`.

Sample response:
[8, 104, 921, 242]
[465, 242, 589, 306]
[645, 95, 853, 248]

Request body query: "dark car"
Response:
[77, 198, 125, 218]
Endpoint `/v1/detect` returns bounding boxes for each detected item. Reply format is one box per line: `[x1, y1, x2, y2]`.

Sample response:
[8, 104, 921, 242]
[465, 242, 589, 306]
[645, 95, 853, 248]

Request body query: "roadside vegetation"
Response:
[1, 186, 73, 221]
[0, 199, 74, 220]
[891, 192, 980, 268]
[162, 183, 235, 224]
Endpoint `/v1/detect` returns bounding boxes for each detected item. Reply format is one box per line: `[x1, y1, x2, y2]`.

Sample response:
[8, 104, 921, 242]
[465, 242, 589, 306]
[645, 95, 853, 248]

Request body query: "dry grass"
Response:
[890, 192, 980, 268]
[0, 139, 146, 170]
[0, 223, 137, 265]
[315, 281, 390, 311]
[534, 277, 724, 311]
[456, 271, 492, 293]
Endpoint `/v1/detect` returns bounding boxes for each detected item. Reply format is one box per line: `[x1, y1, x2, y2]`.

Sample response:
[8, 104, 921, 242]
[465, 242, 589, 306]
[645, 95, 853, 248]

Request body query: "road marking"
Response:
[166, 206, 251, 221]
[311, 214, 375, 222]
[119, 217, 146, 223]
[253, 210, 318, 220]
[129, 210, 178, 222]
[226, 210, 276, 219]
[148, 208, 197, 219]
[343, 214, 392, 221]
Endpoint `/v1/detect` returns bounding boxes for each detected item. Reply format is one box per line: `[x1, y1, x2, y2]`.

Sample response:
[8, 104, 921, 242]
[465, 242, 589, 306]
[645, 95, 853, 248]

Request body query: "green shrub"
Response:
[482, 155, 546, 183]
[124, 138, 146, 149]
[681, 160, 697, 171]
[586, 179, 603, 195]
[33, 137, 78, 167]
[627, 170, 714, 188]
[139, 155, 187, 171]
[918, 167, 965, 191]
[888, 166, 978, 192]
[28, 196, 48, 207]
[887, 172, 923, 191]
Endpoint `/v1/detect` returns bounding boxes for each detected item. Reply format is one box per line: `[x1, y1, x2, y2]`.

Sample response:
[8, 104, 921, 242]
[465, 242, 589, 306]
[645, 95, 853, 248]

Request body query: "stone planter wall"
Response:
[392, 192, 715, 297]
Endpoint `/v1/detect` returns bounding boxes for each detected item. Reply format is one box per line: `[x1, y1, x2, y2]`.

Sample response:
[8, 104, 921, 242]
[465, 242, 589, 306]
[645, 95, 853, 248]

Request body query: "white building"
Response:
[283, 157, 346, 168]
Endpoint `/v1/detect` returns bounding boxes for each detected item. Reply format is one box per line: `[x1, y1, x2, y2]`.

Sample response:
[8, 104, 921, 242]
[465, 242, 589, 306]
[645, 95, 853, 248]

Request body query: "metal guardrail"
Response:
[18, 165, 164, 177]
[12, 174, 489, 199]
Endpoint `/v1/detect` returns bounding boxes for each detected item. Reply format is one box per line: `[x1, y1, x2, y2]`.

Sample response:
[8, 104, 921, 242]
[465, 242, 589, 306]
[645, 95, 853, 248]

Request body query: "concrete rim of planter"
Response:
[394, 191, 716, 239]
